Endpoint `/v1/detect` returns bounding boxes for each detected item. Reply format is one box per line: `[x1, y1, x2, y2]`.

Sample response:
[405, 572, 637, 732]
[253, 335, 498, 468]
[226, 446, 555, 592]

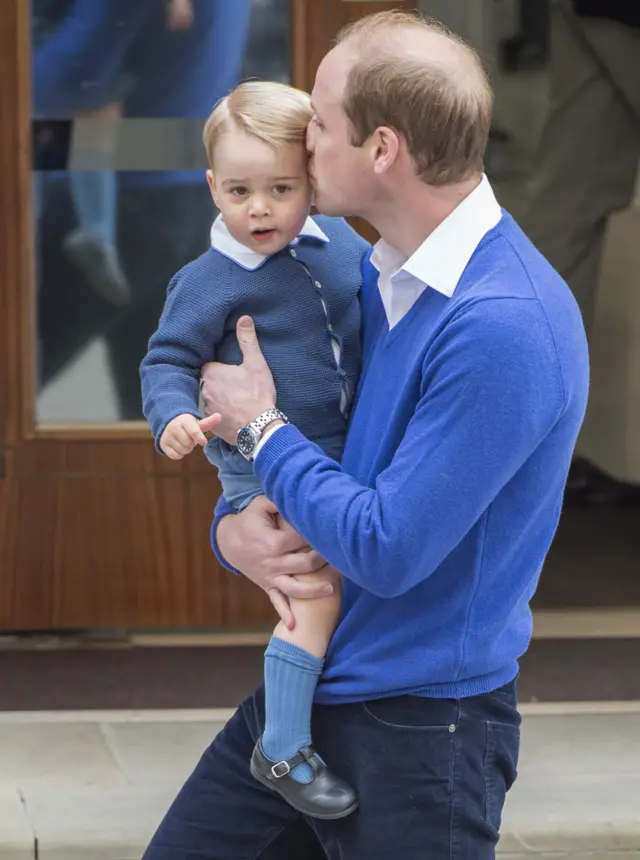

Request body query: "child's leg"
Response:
[70, 101, 121, 244]
[260, 520, 342, 784]
[66, 101, 130, 305]
[70, 168, 117, 247]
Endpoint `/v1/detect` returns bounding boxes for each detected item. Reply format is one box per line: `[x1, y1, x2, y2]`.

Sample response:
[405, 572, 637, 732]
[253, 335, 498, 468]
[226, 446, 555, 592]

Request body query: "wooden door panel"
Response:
[296, 0, 412, 92]
[0, 468, 282, 629]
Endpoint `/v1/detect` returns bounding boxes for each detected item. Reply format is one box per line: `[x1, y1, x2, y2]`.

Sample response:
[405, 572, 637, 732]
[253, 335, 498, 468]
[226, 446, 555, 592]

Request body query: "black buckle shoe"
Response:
[250, 740, 358, 820]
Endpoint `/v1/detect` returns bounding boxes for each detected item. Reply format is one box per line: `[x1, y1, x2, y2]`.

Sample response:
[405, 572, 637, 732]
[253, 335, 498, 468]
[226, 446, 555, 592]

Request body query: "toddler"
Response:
[141, 81, 369, 819]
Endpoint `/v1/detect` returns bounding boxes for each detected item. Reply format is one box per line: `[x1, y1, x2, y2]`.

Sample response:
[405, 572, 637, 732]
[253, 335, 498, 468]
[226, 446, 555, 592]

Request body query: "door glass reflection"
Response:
[32, 0, 290, 421]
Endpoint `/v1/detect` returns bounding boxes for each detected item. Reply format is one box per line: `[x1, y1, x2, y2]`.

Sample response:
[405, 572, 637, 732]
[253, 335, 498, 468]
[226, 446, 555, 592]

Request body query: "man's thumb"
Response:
[236, 316, 261, 364]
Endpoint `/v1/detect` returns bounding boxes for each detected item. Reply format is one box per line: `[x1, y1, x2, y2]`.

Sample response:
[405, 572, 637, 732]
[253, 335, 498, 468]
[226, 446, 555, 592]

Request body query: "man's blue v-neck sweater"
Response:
[214, 212, 590, 703]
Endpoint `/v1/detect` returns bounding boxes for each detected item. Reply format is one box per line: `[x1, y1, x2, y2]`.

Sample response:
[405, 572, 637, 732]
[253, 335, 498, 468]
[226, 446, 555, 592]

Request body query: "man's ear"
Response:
[371, 126, 401, 176]
[206, 169, 219, 206]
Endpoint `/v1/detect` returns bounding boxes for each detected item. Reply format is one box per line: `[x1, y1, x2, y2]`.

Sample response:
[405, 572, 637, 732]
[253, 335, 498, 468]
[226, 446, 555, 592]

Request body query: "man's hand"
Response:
[201, 316, 276, 444]
[160, 413, 219, 460]
[217, 495, 334, 629]
[166, 0, 194, 31]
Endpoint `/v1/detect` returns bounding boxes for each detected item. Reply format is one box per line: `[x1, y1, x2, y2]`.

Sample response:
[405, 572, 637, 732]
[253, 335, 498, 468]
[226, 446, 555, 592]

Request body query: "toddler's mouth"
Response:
[252, 228, 276, 242]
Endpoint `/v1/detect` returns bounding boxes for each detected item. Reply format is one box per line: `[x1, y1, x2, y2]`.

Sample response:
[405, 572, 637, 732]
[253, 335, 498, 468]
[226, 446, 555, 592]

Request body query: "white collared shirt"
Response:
[210, 214, 329, 269]
[370, 175, 502, 329]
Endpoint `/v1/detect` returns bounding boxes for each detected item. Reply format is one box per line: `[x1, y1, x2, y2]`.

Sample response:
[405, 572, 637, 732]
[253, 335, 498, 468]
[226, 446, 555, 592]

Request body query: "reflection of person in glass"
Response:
[141, 81, 369, 819]
[34, 0, 196, 307]
[34, 0, 141, 305]
[33, 0, 251, 418]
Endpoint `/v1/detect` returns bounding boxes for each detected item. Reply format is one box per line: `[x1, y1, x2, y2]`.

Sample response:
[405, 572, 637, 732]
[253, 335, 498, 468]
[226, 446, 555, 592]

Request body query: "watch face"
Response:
[237, 426, 257, 459]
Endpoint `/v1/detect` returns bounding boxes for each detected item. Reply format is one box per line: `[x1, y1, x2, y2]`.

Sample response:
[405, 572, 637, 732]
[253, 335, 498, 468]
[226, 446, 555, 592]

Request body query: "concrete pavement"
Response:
[1, 706, 639, 859]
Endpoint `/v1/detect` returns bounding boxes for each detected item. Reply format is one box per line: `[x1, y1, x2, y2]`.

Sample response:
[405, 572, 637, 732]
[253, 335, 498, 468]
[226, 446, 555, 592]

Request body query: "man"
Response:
[143, 11, 589, 859]
[522, 0, 640, 504]
[523, 0, 640, 341]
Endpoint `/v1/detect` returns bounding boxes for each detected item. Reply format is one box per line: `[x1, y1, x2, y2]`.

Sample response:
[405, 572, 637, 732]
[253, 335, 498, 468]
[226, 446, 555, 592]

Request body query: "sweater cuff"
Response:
[253, 422, 287, 459]
[254, 422, 308, 478]
[210, 495, 242, 575]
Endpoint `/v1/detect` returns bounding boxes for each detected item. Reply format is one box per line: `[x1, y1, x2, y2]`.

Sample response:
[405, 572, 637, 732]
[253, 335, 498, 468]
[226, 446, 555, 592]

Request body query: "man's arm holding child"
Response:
[215, 494, 335, 628]
[205, 302, 567, 598]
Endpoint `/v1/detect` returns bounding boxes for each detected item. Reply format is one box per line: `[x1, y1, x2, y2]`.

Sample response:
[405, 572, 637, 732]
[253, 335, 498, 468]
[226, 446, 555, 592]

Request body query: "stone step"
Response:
[1, 710, 638, 859]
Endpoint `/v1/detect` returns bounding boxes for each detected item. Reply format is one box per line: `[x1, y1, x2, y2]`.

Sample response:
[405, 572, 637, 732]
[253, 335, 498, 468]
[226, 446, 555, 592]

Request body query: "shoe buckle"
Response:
[271, 760, 291, 779]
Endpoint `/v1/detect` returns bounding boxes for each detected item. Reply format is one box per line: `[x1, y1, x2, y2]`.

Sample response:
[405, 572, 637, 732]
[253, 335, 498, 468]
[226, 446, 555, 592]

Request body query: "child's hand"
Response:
[166, 0, 194, 31]
[160, 413, 218, 460]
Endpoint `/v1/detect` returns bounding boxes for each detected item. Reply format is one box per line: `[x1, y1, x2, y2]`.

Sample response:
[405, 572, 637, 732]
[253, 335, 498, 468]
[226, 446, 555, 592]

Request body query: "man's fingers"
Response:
[272, 526, 314, 555]
[259, 497, 279, 516]
[243, 495, 280, 527]
[273, 548, 327, 577]
[168, 0, 194, 30]
[267, 588, 295, 630]
[285, 546, 325, 571]
[236, 316, 265, 369]
[265, 548, 323, 577]
[275, 530, 309, 555]
[273, 573, 334, 600]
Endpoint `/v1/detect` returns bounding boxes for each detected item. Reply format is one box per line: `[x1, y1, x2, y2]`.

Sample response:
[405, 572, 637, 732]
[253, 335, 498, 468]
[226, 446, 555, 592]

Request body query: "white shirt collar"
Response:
[370, 174, 502, 298]
[210, 214, 329, 271]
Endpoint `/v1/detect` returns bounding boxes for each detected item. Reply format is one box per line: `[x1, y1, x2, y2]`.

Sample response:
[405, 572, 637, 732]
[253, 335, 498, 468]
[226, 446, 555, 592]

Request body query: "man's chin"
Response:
[313, 193, 348, 218]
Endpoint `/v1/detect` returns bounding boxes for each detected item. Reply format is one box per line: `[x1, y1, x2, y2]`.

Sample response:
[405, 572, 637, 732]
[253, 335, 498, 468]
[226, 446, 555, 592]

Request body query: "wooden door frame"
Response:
[0, 0, 34, 450]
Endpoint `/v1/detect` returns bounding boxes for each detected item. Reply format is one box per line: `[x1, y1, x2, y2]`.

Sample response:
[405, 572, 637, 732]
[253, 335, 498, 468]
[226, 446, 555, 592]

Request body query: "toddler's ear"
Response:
[206, 170, 218, 205]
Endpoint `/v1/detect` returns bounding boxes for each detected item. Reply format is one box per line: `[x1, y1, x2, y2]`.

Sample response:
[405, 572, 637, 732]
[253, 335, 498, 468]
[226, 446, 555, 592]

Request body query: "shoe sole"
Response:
[250, 761, 359, 820]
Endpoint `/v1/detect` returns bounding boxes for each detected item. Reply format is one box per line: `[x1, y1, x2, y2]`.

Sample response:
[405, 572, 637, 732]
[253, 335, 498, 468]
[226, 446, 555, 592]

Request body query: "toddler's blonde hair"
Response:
[203, 81, 313, 167]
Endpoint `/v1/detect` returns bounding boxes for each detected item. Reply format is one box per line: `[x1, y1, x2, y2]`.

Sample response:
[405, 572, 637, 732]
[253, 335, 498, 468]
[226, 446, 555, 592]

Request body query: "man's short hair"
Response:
[202, 81, 313, 167]
[336, 11, 493, 185]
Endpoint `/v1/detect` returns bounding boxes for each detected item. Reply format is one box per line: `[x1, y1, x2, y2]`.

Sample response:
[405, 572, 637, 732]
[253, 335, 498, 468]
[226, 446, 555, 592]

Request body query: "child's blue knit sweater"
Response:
[141, 215, 369, 451]
[214, 212, 590, 703]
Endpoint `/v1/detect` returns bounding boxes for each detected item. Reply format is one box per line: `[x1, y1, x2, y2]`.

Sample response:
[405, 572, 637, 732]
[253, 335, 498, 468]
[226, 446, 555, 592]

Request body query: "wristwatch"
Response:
[237, 408, 288, 461]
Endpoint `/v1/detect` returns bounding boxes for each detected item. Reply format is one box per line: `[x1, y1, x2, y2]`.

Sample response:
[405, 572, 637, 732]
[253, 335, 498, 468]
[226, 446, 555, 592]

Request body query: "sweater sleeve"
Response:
[140, 266, 228, 450]
[254, 297, 568, 598]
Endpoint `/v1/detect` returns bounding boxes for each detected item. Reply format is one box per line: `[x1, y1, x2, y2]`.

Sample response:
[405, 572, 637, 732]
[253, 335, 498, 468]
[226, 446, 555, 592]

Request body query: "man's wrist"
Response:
[254, 420, 286, 459]
[261, 419, 285, 437]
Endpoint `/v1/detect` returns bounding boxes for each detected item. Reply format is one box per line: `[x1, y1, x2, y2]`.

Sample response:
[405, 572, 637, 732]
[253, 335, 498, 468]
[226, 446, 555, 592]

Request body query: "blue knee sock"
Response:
[260, 637, 324, 784]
